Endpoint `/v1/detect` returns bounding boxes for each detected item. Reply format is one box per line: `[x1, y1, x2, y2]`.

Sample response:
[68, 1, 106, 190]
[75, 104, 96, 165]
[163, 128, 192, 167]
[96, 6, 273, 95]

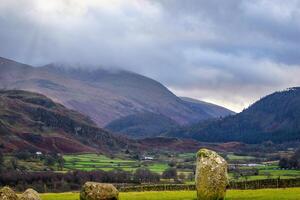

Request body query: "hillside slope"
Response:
[166, 88, 300, 143]
[0, 57, 233, 128]
[0, 90, 132, 153]
[106, 97, 235, 139]
[105, 112, 179, 139]
[181, 97, 235, 118]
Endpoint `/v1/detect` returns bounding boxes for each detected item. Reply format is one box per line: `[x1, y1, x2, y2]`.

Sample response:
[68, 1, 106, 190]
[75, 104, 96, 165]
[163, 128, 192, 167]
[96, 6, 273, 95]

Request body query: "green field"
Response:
[228, 169, 300, 181]
[63, 153, 300, 181]
[227, 154, 256, 161]
[63, 154, 169, 173]
[40, 188, 300, 200]
[63, 154, 136, 171]
[177, 153, 195, 159]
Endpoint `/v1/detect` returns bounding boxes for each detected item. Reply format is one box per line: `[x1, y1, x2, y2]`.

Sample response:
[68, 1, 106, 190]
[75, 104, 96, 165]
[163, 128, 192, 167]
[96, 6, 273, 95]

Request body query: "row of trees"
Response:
[0, 152, 3, 171]
[0, 167, 186, 192]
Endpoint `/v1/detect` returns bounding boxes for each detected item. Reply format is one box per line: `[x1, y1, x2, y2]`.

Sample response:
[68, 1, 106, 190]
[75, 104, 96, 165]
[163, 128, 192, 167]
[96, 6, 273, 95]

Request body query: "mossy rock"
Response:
[19, 189, 41, 200]
[195, 148, 228, 200]
[0, 187, 18, 200]
[80, 182, 119, 200]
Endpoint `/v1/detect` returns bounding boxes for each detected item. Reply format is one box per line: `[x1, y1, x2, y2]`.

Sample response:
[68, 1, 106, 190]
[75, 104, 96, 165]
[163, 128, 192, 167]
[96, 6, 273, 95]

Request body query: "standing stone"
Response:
[0, 187, 18, 200]
[80, 182, 119, 200]
[195, 149, 228, 200]
[19, 189, 41, 200]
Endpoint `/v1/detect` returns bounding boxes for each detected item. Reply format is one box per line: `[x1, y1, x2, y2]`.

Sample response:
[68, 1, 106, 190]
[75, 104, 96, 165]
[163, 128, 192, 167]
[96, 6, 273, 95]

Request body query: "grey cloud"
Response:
[1, 0, 300, 111]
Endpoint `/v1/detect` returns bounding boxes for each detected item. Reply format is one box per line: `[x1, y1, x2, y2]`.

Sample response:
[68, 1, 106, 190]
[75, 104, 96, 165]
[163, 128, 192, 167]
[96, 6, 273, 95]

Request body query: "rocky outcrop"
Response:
[80, 182, 119, 200]
[195, 149, 228, 200]
[0, 187, 18, 200]
[19, 189, 41, 200]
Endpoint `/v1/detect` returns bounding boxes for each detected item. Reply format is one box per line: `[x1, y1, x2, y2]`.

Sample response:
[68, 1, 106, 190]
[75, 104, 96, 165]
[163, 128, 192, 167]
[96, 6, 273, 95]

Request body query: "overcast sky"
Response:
[1, 0, 300, 112]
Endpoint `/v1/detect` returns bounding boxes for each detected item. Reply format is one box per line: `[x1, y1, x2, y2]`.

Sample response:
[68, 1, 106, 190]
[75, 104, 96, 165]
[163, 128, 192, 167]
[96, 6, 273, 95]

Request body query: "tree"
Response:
[291, 149, 300, 168]
[14, 151, 31, 160]
[279, 148, 300, 169]
[0, 151, 4, 171]
[168, 161, 177, 168]
[10, 158, 18, 170]
[178, 173, 186, 180]
[162, 168, 177, 179]
[132, 154, 140, 160]
[133, 168, 160, 183]
[233, 172, 240, 180]
[187, 173, 194, 181]
[44, 155, 56, 166]
[57, 156, 65, 171]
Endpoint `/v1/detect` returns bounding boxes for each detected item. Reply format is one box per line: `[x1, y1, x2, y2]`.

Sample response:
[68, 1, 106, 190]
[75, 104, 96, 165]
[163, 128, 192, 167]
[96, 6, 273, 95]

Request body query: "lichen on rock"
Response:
[19, 188, 41, 200]
[195, 148, 229, 200]
[0, 187, 18, 200]
[80, 182, 119, 200]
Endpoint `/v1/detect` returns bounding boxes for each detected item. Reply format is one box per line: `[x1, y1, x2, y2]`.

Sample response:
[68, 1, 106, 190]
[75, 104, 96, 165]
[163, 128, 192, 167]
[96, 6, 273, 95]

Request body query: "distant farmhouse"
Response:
[142, 156, 154, 160]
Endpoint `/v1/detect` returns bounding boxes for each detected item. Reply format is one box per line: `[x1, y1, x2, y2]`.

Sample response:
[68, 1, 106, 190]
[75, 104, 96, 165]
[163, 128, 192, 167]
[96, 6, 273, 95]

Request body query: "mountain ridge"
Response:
[180, 97, 235, 119]
[0, 56, 234, 129]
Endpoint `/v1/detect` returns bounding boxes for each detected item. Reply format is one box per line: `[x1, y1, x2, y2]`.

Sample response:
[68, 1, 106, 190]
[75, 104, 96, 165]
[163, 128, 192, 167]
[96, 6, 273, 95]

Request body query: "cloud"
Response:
[1, 0, 300, 112]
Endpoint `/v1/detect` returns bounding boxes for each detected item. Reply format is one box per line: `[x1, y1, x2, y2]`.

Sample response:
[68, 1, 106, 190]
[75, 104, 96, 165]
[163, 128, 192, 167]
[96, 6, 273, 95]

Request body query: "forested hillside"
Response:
[166, 88, 300, 143]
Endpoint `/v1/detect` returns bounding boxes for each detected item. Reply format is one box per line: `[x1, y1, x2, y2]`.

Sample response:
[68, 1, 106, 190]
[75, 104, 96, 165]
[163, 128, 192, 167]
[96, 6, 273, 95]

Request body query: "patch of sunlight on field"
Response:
[40, 188, 300, 200]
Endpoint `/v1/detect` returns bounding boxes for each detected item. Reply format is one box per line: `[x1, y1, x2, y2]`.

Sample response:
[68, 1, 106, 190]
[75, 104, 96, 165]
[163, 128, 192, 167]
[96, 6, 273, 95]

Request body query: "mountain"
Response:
[105, 97, 234, 139]
[0, 90, 133, 153]
[0, 57, 234, 129]
[166, 87, 300, 144]
[105, 98, 235, 139]
[105, 112, 179, 139]
[180, 97, 235, 118]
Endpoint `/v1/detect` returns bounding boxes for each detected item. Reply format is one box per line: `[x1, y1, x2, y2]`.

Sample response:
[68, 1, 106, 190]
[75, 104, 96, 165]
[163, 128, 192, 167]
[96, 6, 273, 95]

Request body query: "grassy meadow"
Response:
[40, 188, 300, 200]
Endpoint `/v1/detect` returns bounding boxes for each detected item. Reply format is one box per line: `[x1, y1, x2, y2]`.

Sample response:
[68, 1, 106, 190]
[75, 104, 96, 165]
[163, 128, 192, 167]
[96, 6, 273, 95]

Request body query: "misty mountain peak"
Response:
[0, 56, 234, 128]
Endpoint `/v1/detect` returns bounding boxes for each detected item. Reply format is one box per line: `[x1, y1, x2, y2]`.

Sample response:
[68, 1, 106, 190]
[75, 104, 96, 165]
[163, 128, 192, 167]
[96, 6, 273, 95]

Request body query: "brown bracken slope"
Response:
[0, 90, 134, 153]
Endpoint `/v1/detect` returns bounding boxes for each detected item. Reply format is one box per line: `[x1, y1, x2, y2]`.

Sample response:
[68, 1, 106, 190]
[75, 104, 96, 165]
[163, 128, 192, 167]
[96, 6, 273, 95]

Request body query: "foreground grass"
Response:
[40, 188, 300, 200]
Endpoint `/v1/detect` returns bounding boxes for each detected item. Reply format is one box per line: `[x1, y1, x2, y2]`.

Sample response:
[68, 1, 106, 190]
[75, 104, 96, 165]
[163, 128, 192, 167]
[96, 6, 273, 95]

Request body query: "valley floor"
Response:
[40, 188, 300, 200]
